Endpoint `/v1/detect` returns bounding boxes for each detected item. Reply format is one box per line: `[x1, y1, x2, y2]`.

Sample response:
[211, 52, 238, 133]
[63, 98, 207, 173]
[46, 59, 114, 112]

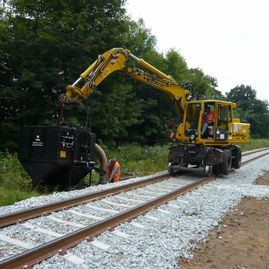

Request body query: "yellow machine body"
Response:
[177, 100, 250, 145]
[62, 48, 250, 176]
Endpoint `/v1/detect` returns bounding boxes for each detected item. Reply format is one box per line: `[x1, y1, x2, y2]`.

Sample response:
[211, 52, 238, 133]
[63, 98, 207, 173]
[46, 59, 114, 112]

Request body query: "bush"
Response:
[0, 153, 32, 191]
[0, 152, 39, 205]
[241, 139, 269, 152]
[106, 144, 169, 176]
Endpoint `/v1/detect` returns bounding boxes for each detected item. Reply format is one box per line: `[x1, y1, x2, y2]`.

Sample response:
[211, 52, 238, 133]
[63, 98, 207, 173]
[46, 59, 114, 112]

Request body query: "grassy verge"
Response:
[87, 143, 169, 185]
[105, 144, 169, 176]
[241, 139, 269, 152]
[1, 138, 269, 206]
[0, 187, 39, 207]
[0, 153, 39, 206]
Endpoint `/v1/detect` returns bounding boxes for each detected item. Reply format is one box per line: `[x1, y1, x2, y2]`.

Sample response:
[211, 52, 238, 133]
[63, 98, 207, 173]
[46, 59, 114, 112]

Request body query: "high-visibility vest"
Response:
[206, 111, 215, 124]
[107, 161, 120, 182]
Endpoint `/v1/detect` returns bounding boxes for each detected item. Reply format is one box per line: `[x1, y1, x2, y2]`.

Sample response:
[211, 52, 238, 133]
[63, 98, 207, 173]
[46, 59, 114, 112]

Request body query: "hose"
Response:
[95, 143, 108, 184]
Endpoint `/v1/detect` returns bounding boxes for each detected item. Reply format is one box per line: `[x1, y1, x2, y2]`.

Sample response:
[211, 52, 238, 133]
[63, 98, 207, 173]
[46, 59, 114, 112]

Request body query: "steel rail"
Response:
[0, 174, 169, 228]
[0, 176, 214, 269]
[1, 147, 268, 228]
[242, 147, 269, 157]
[0, 151, 268, 269]
[241, 151, 269, 166]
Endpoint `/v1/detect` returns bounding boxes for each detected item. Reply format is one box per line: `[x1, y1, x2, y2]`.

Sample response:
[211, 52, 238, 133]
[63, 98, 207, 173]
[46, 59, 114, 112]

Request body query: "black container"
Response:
[19, 125, 96, 188]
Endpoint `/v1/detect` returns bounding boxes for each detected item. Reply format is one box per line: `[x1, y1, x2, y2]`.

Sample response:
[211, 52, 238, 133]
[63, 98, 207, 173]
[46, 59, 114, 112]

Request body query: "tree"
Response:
[187, 68, 219, 99]
[0, 0, 225, 150]
[0, 0, 132, 149]
[226, 85, 256, 111]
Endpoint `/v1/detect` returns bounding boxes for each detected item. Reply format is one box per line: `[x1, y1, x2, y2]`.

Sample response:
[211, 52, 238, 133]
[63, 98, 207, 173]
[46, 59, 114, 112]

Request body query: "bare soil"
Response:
[179, 172, 269, 269]
[256, 171, 269, 185]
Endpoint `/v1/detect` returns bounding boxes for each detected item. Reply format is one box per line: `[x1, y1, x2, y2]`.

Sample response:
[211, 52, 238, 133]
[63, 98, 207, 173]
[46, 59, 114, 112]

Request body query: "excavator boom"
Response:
[64, 48, 191, 113]
[62, 47, 250, 177]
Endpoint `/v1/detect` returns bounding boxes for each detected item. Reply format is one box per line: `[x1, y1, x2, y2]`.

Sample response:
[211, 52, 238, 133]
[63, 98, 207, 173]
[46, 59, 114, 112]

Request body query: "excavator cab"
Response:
[169, 100, 249, 176]
[179, 100, 248, 145]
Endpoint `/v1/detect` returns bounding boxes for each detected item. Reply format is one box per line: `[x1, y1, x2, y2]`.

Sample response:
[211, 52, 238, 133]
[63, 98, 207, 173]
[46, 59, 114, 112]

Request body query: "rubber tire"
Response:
[221, 149, 232, 175]
[233, 148, 242, 169]
[212, 163, 221, 176]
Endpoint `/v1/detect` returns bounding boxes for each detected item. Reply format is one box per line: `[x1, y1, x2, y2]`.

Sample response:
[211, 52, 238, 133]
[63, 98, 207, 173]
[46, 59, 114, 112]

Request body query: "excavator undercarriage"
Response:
[168, 144, 241, 176]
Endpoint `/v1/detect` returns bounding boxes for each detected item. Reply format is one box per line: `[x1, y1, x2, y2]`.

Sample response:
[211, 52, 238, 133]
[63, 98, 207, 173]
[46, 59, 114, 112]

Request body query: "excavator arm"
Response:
[60, 48, 250, 178]
[63, 48, 192, 113]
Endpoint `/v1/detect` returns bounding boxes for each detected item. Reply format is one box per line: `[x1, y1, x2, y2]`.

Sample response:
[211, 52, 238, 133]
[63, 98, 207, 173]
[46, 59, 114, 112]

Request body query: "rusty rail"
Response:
[241, 151, 269, 166]
[242, 147, 269, 157]
[0, 175, 214, 269]
[0, 174, 169, 228]
[0, 150, 269, 269]
[1, 148, 268, 228]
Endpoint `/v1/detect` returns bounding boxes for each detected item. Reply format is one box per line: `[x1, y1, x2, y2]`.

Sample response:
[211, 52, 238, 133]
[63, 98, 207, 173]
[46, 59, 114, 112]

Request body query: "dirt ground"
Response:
[256, 171, 269, 185]
[179, 172, 269, 269]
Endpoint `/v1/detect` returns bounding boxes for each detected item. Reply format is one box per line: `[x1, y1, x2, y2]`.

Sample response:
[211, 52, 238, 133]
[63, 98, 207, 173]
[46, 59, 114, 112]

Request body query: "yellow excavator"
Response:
[60, 48, 250, 176]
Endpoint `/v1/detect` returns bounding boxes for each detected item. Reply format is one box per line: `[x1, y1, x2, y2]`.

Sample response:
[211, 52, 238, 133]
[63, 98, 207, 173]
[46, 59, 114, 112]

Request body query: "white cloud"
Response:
[126, 0, 269, 101]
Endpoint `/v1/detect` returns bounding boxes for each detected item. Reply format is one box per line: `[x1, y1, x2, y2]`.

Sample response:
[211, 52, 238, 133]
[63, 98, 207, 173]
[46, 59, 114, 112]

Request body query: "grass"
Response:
[241, 139, 269, 152]
[106, 144, 169, 177]
[0, 187, 39, 207]
[0, 153, 39, 206]
[1, 138, 269, 206]
[85, 143, 169, 185]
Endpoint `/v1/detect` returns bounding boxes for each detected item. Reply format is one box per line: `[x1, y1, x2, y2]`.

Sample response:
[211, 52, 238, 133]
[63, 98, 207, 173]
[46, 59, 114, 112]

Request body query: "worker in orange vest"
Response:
[201, 106, 215, 138]
[106, 159, 120, 183]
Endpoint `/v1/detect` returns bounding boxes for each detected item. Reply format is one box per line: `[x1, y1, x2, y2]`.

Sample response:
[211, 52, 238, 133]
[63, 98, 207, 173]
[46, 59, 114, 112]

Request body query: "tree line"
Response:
[0, 0, 268, 152]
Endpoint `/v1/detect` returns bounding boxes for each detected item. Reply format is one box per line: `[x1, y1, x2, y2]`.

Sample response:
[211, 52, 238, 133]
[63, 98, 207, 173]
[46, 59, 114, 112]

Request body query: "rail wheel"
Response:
[232, 147, 242, 169]
[221, 149, 232, 175]
[203, 165, 212, 176]
[168, 164, 176, 176]
[212, 163, 221, 176]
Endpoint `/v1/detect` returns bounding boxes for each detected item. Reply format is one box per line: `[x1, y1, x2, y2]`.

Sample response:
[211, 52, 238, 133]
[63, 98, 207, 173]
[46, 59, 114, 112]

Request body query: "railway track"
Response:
[1, 148, 267, 228]
[0, 148, 268, 269]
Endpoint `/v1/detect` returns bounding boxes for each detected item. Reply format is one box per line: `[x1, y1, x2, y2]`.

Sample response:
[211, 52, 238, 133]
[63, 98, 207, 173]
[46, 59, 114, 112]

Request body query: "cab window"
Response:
[216, 104, 229, 140]
[185, 103, 201, 136]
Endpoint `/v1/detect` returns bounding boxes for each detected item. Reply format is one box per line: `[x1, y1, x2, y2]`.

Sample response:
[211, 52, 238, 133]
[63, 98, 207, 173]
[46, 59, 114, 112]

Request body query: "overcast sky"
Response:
[126, 0, 269, 101]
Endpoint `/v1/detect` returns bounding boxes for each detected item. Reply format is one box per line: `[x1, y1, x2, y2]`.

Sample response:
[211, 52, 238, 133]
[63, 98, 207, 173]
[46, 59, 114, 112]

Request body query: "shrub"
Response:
[0, 152, 39, 205]
[0, 152, 32, 192]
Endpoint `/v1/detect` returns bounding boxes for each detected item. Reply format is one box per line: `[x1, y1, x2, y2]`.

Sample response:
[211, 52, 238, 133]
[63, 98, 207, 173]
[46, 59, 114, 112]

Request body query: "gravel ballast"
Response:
[0, 150, 268, 268]
[0, 176, 197, 261]
[0, 171, 168, 217]
[30, 154, 269, 269]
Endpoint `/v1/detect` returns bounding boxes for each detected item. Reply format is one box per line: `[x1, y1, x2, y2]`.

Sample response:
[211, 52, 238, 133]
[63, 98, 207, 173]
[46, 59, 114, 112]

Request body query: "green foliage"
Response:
[0, 0, 129, 149]
[1, 0, 267, 148]
[0, 152, 32, 191]
[0, 0, 222, 150]
[0, 152, 39, 205]
[0, 187, 38, 206]
[241, 139, 269, 152]
[226, 85, 256, 111]
[105, 144, 169, 176]
[164, 49, 189, 82]
[187, 68, 220, 99]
